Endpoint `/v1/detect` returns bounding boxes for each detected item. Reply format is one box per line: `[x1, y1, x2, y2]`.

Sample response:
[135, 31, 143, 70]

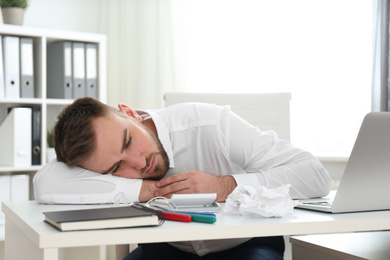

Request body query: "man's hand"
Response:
[138, 180, 158, 202]
[154, 171, 237, 202]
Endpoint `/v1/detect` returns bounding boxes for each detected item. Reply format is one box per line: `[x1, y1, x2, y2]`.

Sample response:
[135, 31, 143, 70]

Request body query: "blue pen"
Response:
[169, 211, 216, 217]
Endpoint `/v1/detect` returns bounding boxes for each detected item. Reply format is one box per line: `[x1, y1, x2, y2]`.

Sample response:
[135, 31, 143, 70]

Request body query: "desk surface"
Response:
[3, 200, 390, 249]
[290, 232, 390, 260]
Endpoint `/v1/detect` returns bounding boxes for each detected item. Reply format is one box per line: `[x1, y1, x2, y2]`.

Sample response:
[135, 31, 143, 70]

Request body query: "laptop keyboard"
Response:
[303, 201, 333, 207]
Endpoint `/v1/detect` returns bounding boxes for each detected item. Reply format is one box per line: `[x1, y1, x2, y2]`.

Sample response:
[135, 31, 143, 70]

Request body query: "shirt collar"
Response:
[136, 109, 175, 168]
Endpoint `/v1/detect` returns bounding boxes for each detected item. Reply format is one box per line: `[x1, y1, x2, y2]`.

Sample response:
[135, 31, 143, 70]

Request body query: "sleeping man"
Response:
[33, 97, 331, 260]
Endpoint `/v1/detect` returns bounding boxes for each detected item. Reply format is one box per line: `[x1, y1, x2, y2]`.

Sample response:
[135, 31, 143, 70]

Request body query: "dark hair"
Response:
[54, 97, 113, 167]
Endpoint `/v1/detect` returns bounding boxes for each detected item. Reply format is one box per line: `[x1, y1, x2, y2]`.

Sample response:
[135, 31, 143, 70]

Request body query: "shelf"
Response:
[0, 24, 106, 43]
[0, 166, 42, 173]
[0, 26, 106, 172]
[0, 26, 107, 248]
[0, 98, 43, 105]
[0, 98, 75, 105]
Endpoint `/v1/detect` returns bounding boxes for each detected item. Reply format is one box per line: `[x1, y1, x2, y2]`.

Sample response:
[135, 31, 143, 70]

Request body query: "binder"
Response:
[0, 35, 4, 99]
[3, 36, 20, 98]
[19, 37, 35, 98]
[47, 41, 73, 99]
[7, 105, 41, 165]
[72, 42, 86, 99]
[85, 43, 98, 98]
[31, 106, 41, 165]
[0, 107, 32, 166]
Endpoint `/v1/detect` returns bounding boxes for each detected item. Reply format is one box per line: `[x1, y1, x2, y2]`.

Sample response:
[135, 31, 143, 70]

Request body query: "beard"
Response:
[139, 123, 170, 181]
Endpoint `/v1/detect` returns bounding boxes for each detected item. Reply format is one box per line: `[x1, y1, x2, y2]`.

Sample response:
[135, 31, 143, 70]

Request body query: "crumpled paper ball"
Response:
[223, 184, 298, 218]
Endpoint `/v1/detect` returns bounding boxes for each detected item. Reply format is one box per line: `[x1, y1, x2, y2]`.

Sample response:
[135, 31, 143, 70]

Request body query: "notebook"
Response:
[296, 112, 390, 213]
[148, 193, 221, 212]
[43, 204, 165, 231]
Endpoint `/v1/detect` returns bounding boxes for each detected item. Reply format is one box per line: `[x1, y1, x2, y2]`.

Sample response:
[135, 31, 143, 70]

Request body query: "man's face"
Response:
[81, 112, 169, 180]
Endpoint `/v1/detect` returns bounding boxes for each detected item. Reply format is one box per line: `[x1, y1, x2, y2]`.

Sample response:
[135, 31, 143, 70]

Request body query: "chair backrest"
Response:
[164, 92, 291, 140]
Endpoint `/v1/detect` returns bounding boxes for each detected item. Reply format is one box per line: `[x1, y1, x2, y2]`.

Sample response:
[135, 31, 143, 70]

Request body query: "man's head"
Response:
[54, 97, 109, 167]
[54, 97, 169, 180]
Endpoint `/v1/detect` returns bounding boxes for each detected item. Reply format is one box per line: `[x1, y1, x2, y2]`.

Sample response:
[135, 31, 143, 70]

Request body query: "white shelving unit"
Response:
[0, 25, 107, 242]
[0, 24, 107, 170]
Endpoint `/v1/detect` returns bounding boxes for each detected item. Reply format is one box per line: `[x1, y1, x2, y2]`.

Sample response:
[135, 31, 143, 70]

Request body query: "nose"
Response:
[124, 151, 147, 170]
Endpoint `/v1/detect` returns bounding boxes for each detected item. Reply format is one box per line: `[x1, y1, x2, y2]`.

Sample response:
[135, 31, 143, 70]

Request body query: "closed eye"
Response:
[112, 161, 122, 173]
[126, 137, 132, 149]
[103, 129, 131, 175]
[112, 137, 131, 174]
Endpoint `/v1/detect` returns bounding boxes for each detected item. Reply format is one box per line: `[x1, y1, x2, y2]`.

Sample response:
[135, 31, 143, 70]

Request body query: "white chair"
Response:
[123, 92, 293, 260]
[164, 92, 291, 140]
[164, 92, 293, 259]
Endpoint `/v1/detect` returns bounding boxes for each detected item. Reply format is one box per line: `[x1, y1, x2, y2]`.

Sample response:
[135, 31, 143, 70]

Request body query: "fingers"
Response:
[156, 173, 186, 188]
[154, 171, 210, 197]
[155, 174, 188, 197]
[150, 171, 236, 202]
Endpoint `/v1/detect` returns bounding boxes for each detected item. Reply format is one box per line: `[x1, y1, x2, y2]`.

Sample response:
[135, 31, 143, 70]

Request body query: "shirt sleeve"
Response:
[33, 159, 142, 204]
[227, 112, 332, 199]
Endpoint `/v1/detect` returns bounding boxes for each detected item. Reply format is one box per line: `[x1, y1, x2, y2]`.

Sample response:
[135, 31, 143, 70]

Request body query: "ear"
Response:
[118, 104, 142, 122]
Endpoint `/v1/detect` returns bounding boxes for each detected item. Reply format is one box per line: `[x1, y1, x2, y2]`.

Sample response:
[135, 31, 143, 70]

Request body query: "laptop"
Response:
[296, 112, 390, 213]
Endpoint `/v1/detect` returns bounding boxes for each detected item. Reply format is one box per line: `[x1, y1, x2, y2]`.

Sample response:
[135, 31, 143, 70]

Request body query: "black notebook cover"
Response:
[43, 204, 164, 231]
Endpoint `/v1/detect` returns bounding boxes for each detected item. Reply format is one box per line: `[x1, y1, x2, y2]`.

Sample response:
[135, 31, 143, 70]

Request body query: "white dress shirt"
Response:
[33, 102, 331, 256]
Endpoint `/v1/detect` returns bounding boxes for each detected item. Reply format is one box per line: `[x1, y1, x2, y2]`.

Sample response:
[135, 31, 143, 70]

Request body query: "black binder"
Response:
[31, 106, 41, 165]
[7, 105, 41, 165]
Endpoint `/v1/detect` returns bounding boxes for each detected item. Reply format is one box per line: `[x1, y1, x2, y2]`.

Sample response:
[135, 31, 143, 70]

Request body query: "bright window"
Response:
[181, 0, 372, 157]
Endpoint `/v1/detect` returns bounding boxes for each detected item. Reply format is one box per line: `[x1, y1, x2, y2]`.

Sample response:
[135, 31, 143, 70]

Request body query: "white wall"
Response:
[9, 0, 102, 33]
[0, 3, 347, 260]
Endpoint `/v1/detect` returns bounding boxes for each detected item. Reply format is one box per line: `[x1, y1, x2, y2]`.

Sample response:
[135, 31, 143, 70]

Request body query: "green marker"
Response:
[187, 213, 216, 224]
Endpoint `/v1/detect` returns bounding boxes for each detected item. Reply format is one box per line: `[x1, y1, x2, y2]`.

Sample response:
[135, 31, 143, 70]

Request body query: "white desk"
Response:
[290, 232, 390, 260]
[3, 201, 390, 260]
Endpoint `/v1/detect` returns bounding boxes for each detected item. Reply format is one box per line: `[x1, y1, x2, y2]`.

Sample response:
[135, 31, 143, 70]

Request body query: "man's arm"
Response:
[144, 111, 331, 201]
[153, 172, 236, 202]
[33, 159, 143, 204]
[227, 112, 332, 199]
